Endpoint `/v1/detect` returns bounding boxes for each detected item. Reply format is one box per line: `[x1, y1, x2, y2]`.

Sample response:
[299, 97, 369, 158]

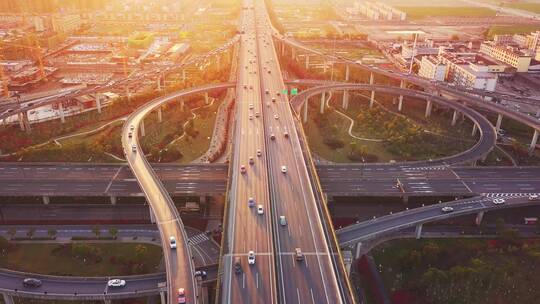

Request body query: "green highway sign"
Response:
[282, 89, 288, 95]
[291, 88, 298, 95]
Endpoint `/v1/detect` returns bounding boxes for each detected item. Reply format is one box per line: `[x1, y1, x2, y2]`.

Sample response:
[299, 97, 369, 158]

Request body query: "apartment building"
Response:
[479, 41, 532, 72]
[418, 56, 446, 81]
[359, 2, 406, 21]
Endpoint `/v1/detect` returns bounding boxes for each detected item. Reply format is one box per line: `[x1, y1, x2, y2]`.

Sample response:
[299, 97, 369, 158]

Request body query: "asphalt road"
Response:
[120, 85, 236, 304]
[254, 2, 346, 302]
[221, 2, 276, 302]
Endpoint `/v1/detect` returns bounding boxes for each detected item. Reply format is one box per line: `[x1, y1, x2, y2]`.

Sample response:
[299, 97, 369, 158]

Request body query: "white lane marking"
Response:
[297, 288, 301, 304]
[242, 273, 245, 289]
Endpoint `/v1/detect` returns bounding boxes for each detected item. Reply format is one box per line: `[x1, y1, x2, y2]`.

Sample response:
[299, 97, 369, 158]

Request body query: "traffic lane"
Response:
[0, 271, 164, 297]
[317, 165, 456, 179]
[454, 167, 540, 179]
[465, 180, 540, 193]
[261, 38, 341, 303]
[337, 198, 493, 243]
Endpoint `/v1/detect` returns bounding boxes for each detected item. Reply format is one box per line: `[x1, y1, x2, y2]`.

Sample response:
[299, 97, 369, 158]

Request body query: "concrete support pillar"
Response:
[205, 92, 209, 105]
[345, 64, 350, 82]
[472, 124, 478, 136]
[425, 100, 433, 118]
[403, 195, 409, 203]
[2, 294, 14, 304]
[369, 72, 375, 108]
[18, 112, 25, 131]
[451, 110, 459, 126]
[126, 87, 131, 102]
[281, 42, 285, 56]
[58, 102, 65, 123]
[303, 98, 308, 123]
[157, 107, 163, 123]
[398, 80, 404, 111]
[104, 299, 112, 304]
[43, 196, 50, 205]
[415, 223, 423, 239]
[157, 76, 161, 91]
[140, 119, 146, 137]
[182, 69, 186, 82]
[305, 54, 310, 69]
[495, 114, 503, 132]
[180, 99, 185, 111]
[342, 91, 349, 110]
[355, 242, 362, 259]
[320, 92, 325, 114]
[22, 111, 31, 134]
[216, 55, 221, 70]
[291, 48, 296, 61]
[149, 205, 156, 224]
[110, 196, 117, 205]
[343, 250, 353, 275]
[159, 290, 166, 304]
[323, 60, 327, 74]
[529, 129, 539, 155]
[475, 211, 484, 226]
[96, 93, 102, 113]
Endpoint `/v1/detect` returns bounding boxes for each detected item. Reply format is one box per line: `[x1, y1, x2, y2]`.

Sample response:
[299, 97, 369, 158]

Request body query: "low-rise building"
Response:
[479, 41, 531, 72]
[418, 56, 446, 81]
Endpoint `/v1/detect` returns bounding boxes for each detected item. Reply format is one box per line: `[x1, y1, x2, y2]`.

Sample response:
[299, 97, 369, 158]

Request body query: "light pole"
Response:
[408, 32, 419, 75]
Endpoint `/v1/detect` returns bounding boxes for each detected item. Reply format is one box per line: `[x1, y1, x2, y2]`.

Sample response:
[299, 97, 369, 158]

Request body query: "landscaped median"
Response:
[0, 236, 161, 276]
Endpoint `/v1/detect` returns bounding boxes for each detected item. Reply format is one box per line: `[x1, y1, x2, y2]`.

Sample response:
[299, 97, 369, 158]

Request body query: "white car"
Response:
[131, 145, 137, 152]
[129, 125, 135, 131]
[169, 236, 177, 249]
[240, 165, 246, 174]
[257, 204, 264, 215]
[441, 206, 454, 213]
[256, 149, 262, 157]
[281, 166, 287, 173]
[249, 103, 254, 109]
[528, 194, 539, 201]
[274, 114, 279, 120]
[492, 198, 506, 205]
[248, 251, 256, 265]
[107, 279, 126, 288]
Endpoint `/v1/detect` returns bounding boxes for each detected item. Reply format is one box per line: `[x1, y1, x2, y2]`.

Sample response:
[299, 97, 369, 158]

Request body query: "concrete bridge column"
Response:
[149, 205, 156, 224]
[323, 60, 327, 74]
[96, 93, 102, 113]
[495, 114, 503, 132]
[369, 72, 375, 108]
[281, 42, 285, 56]
[305, 54, 310, 69]
[182, 69, 186, 83]
[157, 107, 163, 123]
[157, 76, 162, 91]
[345, 64, 350, 82]
[291, 47, 296, 61]
[2, 293, 14, 304]
[18, 112, 25, 131]
[216, 55, 221, 71]
[140, 119, 146, 137]
[355, 242, 362, 259]
[398, 80, 404, 111]
[22, 111, 31, 134]
[475, 211, 484, 226]
[110, 196, 117, 205]
[104, 299, 112, 304]
[303, 98, 308, 123]
[343, 250, 353, 275]
[342, 91, 349, 110]
[205, 92, 209, 105]
[58, 102, 65, 123]
[529, 129, 539, 155]
[415, 223, 423, 239]
[320, 92, 326, 114]
[451, 110, 459, 126]
[472, 124, 478, 137]
[42, 196, 50, 204]
[180, 99, 185, 111]
[425, 100, 433, 118]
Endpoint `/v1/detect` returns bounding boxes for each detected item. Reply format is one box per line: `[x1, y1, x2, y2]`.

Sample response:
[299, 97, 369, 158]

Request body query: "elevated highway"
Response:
[120, 82, 235, 304]
[1, 163, 539, 198]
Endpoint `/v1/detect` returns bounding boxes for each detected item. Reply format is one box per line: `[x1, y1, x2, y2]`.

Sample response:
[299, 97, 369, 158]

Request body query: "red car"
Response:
[178, 288, 186, 304]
